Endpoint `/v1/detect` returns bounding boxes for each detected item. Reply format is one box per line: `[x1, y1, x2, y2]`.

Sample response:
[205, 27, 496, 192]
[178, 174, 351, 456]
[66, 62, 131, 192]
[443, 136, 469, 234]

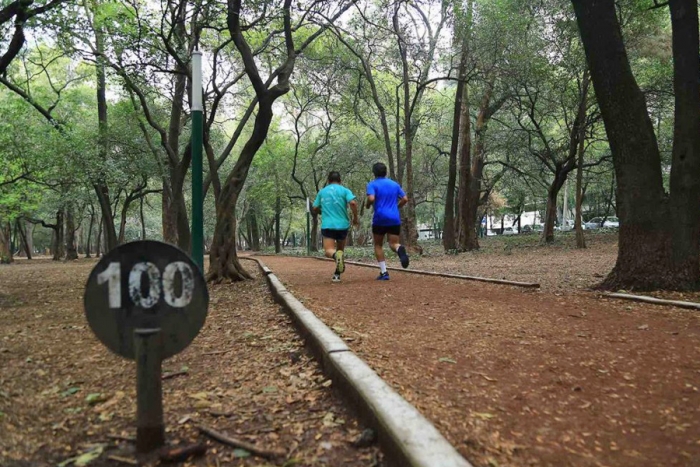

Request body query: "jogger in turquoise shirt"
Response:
[312, 171, 359, 283]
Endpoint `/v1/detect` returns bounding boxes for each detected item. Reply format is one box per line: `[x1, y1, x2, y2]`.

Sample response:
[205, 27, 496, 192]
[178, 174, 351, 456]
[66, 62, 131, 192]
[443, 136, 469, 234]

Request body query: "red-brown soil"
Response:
[261, 254, 700, 467]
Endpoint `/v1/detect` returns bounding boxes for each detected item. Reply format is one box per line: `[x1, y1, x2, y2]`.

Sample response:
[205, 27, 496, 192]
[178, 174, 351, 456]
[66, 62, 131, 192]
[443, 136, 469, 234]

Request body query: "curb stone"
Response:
[241, 257, 473, 467]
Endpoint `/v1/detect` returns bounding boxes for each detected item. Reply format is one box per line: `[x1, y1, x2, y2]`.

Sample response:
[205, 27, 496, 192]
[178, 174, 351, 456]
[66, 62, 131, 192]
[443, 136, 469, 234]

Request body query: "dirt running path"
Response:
[261, 256, 700, 467]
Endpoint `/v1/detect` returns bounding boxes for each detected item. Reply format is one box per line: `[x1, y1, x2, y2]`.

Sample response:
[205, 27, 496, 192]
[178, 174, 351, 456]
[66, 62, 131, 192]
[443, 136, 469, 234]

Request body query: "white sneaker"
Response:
[332, 274, 341, 283]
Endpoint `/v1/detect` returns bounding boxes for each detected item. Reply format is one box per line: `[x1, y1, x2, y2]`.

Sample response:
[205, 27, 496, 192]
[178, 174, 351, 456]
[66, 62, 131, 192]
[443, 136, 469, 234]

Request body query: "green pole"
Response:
[306, 198, 311, 256]
[191, 51, 204, 270]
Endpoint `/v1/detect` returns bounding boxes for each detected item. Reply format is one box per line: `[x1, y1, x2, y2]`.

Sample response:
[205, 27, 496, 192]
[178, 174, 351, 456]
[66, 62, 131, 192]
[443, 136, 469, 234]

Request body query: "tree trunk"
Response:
[95, 217, 102, 258]
[208, 190, 252, 282]
[140, 196, 146, 240]
[573, 0, 700, 290]
[93, 19, 118, 253]
[575, 117, 587, 249]
[443, 51, 465, 251]
[310, 212, 319, 252]
[162, 180, 178, 244]
[85, 209, 94, 258]
[249, 209, 260, 251]
[0, 222, 12, 264]
[65, 205, 78, 260]
[208, 96, 276, 282]
[16, 219, 31, 259]
[667, 0, 700, 287]
[274, 194, 281, 254]
[53, 210, 64, 261]
[542, 172, 568, 243]
[456, 75, 472, 250]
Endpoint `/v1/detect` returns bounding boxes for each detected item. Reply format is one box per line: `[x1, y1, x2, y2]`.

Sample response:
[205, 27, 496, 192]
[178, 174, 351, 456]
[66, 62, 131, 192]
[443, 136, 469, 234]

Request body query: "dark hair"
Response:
[372, 162, 387, 178]
[327, 171, 341, 183]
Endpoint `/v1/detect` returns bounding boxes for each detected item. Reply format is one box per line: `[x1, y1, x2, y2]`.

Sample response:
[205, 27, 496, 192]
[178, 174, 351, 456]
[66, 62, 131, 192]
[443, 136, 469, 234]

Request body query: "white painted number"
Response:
[128, 262, 161, 309]
[97, 262, 121, 308]
[163, 262, 194, 307]
[98, 261, 195, 309]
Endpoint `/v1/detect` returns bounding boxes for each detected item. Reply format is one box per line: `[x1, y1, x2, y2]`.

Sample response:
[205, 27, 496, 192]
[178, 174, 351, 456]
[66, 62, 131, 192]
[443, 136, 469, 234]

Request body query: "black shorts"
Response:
[321, 229, 348, 241]
[372, 225, 401, 236]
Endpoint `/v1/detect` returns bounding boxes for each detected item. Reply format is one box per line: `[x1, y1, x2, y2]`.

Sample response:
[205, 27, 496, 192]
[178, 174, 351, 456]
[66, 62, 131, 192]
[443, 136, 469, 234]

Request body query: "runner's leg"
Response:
[323, 237, 336, 259]
[388, 231, 410, 268]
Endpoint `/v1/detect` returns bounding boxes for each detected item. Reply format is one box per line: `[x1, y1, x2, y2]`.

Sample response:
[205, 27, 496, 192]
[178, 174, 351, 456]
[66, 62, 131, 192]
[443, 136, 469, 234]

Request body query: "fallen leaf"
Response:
[61, 387, 80, 397]
[438, 357, 457, 364]
[232, 448, 251, 458]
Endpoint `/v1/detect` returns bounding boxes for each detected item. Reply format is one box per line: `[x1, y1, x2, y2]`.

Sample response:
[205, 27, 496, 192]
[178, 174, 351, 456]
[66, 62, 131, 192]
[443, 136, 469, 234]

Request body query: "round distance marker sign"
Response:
[84, 241, 208, 360]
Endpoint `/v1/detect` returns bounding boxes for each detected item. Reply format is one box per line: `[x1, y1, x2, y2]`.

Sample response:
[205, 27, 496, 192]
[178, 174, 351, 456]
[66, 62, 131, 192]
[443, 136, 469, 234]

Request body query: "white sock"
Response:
[379, 261, 387, 273]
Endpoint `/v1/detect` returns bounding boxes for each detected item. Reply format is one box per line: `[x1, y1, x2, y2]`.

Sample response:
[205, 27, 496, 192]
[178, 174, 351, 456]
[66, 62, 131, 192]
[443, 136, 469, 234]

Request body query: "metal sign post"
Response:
[84, 241, 209, 453]
[191, 50, 204, 271]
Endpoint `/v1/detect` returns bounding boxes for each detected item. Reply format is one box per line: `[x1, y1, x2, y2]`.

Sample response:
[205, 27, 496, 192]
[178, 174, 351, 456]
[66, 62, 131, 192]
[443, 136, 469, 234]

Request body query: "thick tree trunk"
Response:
[65, 204, 78, 260]
[573, 0, 700, 290]
[667, 0, 700, 286]
[208, 190, 252, 282]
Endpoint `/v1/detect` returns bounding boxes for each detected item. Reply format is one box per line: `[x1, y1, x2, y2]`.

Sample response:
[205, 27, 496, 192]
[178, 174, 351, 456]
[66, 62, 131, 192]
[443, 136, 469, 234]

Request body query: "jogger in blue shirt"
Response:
[365, 163, 410, 280]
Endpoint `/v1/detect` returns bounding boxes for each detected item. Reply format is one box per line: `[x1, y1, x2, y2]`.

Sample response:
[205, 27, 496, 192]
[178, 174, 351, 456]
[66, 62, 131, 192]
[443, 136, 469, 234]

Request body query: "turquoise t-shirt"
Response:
[313, 184, 356, 230]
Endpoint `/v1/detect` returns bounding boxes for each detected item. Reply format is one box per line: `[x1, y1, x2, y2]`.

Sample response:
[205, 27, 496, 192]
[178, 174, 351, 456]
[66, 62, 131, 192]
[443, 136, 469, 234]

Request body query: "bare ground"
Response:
[0, 259, 381, 467]
[261, 253, 700, 467]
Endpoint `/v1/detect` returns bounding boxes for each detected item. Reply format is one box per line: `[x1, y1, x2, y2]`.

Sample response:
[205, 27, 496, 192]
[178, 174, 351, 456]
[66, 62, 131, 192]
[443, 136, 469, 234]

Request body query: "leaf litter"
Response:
[0, 258, 381, 466]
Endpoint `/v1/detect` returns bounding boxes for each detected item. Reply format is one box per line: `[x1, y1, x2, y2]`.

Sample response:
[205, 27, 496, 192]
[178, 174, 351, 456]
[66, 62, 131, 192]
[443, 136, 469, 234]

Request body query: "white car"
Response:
[603, 216, 620, 228]
[584, 216, 619, 229]
[502, 227, 517, 235]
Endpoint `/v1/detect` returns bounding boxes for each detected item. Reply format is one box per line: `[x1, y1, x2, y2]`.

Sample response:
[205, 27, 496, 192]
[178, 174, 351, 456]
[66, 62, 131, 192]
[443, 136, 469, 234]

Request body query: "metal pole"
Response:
[134, 328, 164, 453]
[191, 50, 204, 270]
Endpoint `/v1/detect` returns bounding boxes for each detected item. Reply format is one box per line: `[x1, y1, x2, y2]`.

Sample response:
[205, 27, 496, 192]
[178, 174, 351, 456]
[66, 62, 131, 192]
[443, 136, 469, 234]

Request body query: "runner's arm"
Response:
[398, 195, 408, 208]
[366, 195, 375, 209]
[349, 199, 359, 225]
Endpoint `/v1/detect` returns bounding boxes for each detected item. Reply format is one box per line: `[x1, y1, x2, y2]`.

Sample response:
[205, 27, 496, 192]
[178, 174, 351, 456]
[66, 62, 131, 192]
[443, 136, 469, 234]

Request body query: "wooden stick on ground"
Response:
[603, 292, 700, 310]
[159, 443, 207, 463]
[107, 434, 135, 443]
[197, 425, 285, 459]
[107, 455, 138, 465]
[162, 370, 188, 380]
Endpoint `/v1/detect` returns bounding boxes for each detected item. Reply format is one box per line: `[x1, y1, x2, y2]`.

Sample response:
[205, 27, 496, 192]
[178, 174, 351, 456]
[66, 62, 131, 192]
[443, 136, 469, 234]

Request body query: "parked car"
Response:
[556, 219, 575, 231]
[503, 227, 517, 235]
[603, 216, 620, 228]
[585, 216, 620, 229]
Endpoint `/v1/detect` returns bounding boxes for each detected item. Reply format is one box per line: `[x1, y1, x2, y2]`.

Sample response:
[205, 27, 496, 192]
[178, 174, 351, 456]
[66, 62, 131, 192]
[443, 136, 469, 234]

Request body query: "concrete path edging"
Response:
[309, 255, 541, 288]
[241, 257, 473, 467]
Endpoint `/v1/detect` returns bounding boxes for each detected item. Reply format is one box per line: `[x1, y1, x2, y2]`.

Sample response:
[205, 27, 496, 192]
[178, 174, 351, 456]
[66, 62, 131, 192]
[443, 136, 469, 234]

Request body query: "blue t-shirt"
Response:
[313, 184, 356, 230]
[366, 177, 405, 226]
